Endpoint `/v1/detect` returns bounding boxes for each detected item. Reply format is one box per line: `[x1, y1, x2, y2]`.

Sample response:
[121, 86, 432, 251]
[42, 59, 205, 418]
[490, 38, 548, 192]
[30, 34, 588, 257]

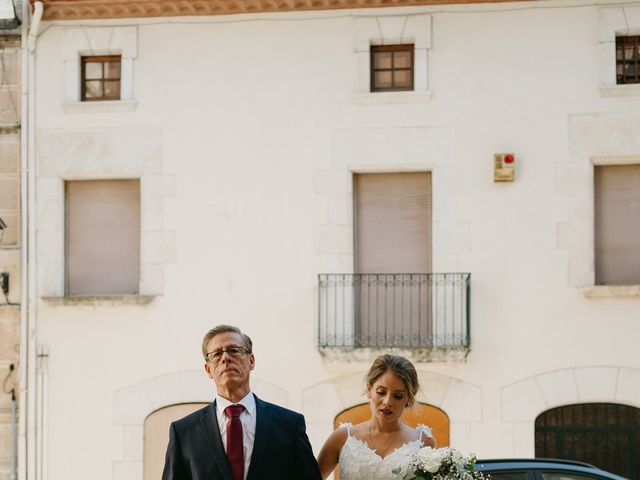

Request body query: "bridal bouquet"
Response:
[404, 447, 487, 480]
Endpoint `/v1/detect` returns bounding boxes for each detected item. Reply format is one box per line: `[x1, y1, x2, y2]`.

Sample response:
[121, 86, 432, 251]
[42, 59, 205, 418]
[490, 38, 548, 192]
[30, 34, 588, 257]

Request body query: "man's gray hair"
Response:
[201, 324, 253, 359]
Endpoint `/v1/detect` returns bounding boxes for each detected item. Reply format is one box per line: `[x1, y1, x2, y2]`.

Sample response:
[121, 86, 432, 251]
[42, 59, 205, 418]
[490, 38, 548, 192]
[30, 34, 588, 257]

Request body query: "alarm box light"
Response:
[494, 153, 515, 182]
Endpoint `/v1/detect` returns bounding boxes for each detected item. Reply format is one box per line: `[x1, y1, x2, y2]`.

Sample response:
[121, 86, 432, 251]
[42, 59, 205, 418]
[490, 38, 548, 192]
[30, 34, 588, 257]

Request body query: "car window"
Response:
[486, 471, 529, 480]
[542, 472, 606, 480]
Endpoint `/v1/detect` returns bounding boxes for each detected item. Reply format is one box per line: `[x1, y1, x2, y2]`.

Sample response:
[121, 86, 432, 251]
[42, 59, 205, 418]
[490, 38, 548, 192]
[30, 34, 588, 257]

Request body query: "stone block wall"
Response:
[0, 34, 20, 480]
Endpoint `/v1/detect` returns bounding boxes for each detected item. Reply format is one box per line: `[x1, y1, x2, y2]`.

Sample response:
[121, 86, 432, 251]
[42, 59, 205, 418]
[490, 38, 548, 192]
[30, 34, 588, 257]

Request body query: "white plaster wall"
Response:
[31, 2, 640, 480]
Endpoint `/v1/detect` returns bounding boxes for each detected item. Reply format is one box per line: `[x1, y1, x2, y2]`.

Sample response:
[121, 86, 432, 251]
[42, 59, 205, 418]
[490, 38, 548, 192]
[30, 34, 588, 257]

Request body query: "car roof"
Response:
[475, 459, 629, 480]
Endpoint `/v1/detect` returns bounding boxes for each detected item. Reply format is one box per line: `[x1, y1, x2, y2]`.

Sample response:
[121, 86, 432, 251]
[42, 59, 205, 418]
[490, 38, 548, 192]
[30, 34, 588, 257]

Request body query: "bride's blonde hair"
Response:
[365, 354, 419, 407]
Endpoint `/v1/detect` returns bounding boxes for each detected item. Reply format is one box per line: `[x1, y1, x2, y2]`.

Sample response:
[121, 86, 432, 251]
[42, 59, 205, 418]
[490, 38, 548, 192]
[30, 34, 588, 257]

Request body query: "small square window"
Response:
[81, 55, 121, 101]
[370, 45, 414, 92]
[616, 36, 640, 85]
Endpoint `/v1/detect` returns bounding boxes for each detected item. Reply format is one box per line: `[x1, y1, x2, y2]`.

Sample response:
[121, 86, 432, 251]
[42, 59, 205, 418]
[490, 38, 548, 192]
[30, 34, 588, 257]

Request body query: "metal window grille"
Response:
[318, 273, 470, 349]
[535, 403, 640, 479]
[616, 36, 640, 85]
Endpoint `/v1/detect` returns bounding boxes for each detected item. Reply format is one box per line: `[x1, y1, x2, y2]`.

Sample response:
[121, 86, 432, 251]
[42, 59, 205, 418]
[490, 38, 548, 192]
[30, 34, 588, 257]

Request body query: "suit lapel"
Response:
[201, 401, 233, 480]
[246, 395, 271, 480]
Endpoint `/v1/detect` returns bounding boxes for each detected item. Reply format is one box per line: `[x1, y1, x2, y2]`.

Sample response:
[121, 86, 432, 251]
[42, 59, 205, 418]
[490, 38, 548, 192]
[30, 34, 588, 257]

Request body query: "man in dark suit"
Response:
[162, 324, 322, 480]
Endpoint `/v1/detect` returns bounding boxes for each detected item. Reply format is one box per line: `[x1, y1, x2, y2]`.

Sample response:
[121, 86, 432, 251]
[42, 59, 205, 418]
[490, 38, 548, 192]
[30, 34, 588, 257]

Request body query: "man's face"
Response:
[204, 331, 254, 396]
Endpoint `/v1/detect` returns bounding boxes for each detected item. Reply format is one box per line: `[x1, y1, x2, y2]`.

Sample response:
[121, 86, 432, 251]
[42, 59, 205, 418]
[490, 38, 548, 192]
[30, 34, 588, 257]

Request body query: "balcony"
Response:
[318, 273, 471, 362]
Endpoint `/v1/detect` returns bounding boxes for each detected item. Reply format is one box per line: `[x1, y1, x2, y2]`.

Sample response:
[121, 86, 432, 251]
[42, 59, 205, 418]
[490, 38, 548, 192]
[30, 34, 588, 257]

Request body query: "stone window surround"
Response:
[565, 155, 640, 298]
[36, 126, 174, 299]
[313, 126, 471, 360]
[599, 6, 640, 96]
[353, 13, 432, 103]
[560, 112, 640, 297]
[38, 174, 171, 300]
[63, 26, 137, 108]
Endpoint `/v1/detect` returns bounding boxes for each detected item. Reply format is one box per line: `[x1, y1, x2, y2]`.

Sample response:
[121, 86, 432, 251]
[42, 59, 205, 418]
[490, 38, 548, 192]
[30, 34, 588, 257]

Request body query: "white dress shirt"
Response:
[215, 391, 256, 480]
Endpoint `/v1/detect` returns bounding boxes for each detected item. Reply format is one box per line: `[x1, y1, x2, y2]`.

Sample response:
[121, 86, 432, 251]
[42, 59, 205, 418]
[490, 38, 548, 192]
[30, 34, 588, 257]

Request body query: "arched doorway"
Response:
[143, 403, 208, 480]
[535, 403, 639, 479]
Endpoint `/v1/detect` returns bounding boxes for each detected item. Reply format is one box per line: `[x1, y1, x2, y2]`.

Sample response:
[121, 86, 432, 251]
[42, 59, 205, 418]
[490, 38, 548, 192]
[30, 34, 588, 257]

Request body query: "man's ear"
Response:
[204, 362, 213, 378]
[249, 353, 255, 370]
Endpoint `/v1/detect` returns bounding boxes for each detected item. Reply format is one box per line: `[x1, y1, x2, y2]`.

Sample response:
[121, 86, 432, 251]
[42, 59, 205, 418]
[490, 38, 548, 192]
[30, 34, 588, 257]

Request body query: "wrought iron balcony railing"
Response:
[318, 273, 471, 350]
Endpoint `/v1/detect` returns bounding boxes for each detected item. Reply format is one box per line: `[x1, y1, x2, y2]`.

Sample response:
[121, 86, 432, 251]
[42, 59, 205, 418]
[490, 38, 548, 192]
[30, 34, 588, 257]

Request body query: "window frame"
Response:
[64, 178, 141, 296]
[80, 54, 122, 102]
[370, 44, 414, 92]
[616, 35, 640, 85]
[593, 163, 640, 286]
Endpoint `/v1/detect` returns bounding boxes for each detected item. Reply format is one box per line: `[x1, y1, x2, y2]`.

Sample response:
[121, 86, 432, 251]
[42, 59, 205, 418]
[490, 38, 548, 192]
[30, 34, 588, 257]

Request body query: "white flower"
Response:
[414, 447, 446, 473]
[409, 447, 485, 480]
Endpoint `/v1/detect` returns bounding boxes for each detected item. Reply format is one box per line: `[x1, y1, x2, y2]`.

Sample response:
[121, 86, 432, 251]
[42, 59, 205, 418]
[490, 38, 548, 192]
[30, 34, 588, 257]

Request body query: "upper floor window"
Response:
[65, 179, 140, 295]
[594, 164, 640, 285]
[81, 55, 121, 101]
[616, 36, 640, 84]
[370, 44, 414, 92]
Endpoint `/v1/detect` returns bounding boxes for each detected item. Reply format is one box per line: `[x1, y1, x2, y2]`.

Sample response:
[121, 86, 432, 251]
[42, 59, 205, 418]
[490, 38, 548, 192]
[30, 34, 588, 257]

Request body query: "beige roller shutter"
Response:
[595, 165, 640, 285]
[65, 179, 140, 295]
[354, 172, 432, 345]
[355, 172, 431, 273]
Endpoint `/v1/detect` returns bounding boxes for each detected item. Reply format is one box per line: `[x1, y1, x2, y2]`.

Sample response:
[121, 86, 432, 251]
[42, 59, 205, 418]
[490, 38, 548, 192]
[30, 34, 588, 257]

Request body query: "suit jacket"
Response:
[162, 394, 322, 480]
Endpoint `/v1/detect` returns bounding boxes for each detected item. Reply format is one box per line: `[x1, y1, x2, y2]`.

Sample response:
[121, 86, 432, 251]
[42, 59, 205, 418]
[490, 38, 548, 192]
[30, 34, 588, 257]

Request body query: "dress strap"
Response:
[339, 422, 353, 436]
[416, 424, 433, 441]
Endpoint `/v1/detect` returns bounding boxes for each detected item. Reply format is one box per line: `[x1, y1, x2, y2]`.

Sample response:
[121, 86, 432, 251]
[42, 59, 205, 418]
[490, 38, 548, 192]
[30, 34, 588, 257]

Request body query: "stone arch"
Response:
[301, 369, 482, 454]
[501, 366, 640, 456]
[111, 370, 286, 480]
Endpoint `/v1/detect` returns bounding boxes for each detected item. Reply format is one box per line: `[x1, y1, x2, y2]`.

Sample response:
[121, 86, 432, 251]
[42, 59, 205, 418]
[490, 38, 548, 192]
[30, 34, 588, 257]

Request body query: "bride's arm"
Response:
[422, 435, 435, 448]
[316, 428, 347, 480]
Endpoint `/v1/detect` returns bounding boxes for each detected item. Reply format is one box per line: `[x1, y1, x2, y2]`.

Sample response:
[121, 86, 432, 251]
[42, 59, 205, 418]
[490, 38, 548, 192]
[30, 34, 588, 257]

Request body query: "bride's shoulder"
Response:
[336, 420, 367, 433]
[415, 423, 433, 438]
[415, 423, 435, 446]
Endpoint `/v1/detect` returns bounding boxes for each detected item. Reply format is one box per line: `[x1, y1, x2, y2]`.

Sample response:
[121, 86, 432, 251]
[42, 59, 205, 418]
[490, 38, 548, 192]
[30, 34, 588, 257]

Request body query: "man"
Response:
[162, 324, 322, 480]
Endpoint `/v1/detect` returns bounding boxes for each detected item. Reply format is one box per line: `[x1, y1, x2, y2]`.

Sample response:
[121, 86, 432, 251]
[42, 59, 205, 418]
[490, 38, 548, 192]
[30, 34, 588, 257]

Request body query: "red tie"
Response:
[224, 404, 245, 480]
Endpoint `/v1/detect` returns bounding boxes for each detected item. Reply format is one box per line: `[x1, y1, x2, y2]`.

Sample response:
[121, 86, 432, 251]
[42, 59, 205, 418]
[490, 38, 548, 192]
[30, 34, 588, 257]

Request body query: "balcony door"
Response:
[354, 172, 432, 347]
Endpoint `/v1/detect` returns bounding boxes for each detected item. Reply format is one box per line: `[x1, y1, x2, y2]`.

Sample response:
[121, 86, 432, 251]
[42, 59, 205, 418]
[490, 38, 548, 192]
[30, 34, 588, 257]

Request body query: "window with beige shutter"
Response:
[594, 165, 640, 285]
[65, 179, 140, 295]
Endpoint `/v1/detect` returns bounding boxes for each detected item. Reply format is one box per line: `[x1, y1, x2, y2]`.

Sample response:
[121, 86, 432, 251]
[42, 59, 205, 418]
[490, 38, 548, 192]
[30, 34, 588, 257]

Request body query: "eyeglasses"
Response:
[206, 346, 248, 363]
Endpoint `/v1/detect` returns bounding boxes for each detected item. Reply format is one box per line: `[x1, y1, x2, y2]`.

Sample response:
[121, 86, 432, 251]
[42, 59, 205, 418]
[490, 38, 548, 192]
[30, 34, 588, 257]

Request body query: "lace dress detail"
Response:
[338, 422, 433, 480]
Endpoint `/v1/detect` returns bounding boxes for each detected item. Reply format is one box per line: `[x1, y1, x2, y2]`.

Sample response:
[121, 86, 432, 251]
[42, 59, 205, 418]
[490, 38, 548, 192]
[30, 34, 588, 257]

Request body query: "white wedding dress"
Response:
[338, 423, 433, 480]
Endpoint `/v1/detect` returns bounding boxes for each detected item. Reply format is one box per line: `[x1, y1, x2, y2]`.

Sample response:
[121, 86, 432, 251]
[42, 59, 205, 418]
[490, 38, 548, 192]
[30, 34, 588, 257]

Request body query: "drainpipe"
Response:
[11, 387, 17, 480]
[19, 3, 43, 480]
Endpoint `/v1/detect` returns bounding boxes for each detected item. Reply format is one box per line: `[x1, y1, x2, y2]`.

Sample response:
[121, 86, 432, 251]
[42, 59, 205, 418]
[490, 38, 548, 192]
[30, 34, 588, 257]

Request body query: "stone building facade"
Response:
[12, 1, 640, 480]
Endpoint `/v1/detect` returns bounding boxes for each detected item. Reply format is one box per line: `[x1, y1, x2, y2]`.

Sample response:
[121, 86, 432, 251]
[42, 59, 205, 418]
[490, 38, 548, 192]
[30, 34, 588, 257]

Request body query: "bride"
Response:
[317, 354, 435, 479]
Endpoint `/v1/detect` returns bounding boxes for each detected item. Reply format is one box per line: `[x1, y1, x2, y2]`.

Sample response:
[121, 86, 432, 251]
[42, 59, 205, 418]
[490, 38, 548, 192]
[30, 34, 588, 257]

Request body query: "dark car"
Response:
[475, 459, 629, 480]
